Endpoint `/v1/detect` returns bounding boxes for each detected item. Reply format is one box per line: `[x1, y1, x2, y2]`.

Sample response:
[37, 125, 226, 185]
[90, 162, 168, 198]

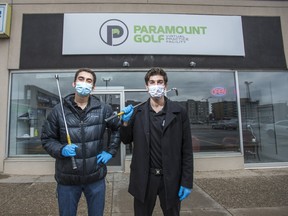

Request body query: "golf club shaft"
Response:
[105, 87, 178, 122]
[55, 75, 77, 170]
[105, 101, 146, 122]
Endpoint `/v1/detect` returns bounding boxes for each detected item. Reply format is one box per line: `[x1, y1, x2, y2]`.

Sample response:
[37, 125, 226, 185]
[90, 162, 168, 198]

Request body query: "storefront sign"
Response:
[63, 13, 245, 56]
[0, 4, 11, 38]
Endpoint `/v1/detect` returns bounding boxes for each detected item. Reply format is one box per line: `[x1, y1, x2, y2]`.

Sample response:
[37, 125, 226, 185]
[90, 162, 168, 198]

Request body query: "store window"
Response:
[8, 71, 146, 156]
[122, 71, 240, 156]
[12, 70, 288, 165]
[9, 70, 242, 157]
[166, 71, 239, 154]
[238, 71, 288, 163]
[9, 72, 74, 156]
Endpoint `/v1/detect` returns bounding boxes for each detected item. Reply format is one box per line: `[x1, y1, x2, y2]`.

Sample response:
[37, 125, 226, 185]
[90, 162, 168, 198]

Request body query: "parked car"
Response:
[211, 119, 238, 130]
[263, 120, 288, 137]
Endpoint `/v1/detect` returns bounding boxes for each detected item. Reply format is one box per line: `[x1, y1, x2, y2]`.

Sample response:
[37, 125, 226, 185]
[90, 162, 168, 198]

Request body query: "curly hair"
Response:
[144, 67, 168, 85]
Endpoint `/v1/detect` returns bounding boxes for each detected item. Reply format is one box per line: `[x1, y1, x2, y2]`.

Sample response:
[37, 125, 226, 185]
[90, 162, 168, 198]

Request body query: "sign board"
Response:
[0, 4, 11, 38]
[63, 13, 245, 56]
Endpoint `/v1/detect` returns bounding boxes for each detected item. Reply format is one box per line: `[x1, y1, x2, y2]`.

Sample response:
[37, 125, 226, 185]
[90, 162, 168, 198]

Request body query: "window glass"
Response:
[166, 71, 239, 154]
[9, 72, 74, 156]
[238, 71, 288, 163]
[10, 70, 288, 164]
[122, 71, 239, 155]
[9, 70, 240, 157]
[9, 71, 145, 156]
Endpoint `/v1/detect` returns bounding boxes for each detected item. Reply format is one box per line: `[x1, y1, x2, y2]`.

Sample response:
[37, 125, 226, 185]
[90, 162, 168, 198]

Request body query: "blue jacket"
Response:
[41, 94, 120, 185]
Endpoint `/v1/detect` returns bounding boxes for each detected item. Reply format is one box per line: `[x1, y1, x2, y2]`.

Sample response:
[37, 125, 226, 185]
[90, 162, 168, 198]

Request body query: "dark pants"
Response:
[134, 174, 180, 216]
[57, 178, 105, 216]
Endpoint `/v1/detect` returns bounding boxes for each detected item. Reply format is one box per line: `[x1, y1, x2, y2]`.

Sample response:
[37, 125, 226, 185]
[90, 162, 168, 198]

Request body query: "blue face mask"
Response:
[75, 82, 93, 97]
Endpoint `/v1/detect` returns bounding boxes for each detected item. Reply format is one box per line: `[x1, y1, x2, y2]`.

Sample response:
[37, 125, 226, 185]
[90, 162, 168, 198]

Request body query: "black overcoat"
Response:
[120, 98, 193, 209]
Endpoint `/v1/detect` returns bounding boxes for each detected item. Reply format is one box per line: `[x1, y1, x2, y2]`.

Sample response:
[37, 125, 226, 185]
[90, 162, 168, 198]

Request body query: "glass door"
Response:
[92, 89, 125, 172]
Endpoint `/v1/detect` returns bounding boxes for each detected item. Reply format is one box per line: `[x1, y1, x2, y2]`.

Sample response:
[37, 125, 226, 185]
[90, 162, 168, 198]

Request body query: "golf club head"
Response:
[55, 74, 59, 80]
[173, 88, 179, 96]
[166, 87, 179, 96]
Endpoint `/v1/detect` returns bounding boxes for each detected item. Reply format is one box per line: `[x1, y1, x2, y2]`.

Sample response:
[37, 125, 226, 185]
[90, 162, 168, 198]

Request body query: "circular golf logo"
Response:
[99, 19, 129, 46]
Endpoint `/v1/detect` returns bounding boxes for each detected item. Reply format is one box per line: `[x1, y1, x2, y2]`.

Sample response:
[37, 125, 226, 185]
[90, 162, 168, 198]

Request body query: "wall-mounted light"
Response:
[189, 61, 196, 68]
[123, 61, 130, 67]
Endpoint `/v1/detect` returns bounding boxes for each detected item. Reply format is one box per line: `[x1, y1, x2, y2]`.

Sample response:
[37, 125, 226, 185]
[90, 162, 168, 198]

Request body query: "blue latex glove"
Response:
[121, 104, 134, 122]
[61, 144, 78, 157]
[97, 151, 112, 164]
[178, 186, 192, 201]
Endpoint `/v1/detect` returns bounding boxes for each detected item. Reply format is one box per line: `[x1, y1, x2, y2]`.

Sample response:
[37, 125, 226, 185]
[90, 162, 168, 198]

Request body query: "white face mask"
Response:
[148, 85, 165, 99]
[75, 82, 93, 97]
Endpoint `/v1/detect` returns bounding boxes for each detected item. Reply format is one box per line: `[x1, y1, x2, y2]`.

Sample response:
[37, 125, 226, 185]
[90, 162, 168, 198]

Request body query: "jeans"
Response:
[57, 178, 105, 216]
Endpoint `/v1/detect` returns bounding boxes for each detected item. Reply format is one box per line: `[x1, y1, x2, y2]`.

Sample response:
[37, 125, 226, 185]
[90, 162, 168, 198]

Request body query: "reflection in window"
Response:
[239, 71, 288, 163]
[166, 71, 240, 154]
[9, 71, 146, 156]
[9, 70, 288, 165]
[123, 71, 240, 155]
[9, 73, 68, 156]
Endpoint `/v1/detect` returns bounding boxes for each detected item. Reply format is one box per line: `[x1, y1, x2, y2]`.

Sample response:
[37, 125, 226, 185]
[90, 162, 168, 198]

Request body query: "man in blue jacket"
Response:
[41, 68, 120, 216]
[120, 67, 194, 216]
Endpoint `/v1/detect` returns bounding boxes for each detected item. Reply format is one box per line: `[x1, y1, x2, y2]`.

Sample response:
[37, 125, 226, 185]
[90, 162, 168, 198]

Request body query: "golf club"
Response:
[166, 87, 179, 96]
[55, 74, 77, 170]
[105, 101, 146, 122]
[105, 87, 178, 122]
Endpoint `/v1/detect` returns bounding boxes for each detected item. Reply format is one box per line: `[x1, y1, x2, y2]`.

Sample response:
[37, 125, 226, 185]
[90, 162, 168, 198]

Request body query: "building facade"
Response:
[1, 0, 288, 175]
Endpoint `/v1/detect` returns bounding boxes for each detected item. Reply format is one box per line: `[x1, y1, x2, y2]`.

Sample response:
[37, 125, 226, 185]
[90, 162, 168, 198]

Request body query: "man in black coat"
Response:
[120, 67, 194, 216]
[41, 68, 120, 216]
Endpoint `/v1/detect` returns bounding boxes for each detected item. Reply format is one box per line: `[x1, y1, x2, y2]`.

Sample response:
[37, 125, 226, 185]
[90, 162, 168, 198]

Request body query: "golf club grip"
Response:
[105, 111, 124, 122]
[67, 134, 78, 170]
[105, 102, 146, 122]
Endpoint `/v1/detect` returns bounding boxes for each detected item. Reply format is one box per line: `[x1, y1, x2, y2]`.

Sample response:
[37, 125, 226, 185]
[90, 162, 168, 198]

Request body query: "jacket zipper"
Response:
[80, 120, 86, 176]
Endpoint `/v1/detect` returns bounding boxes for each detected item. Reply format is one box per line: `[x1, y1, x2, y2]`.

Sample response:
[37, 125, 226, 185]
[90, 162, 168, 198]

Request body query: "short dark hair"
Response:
[74, 68, 97, 86]
[144, 67, 168, 85]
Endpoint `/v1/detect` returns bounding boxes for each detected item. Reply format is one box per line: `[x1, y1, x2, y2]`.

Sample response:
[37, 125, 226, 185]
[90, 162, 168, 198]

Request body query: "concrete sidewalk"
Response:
[1, 168, 288, 215]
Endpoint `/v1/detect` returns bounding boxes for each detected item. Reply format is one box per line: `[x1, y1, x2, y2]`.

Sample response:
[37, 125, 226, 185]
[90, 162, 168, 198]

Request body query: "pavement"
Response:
[1, 168, 288, 216]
